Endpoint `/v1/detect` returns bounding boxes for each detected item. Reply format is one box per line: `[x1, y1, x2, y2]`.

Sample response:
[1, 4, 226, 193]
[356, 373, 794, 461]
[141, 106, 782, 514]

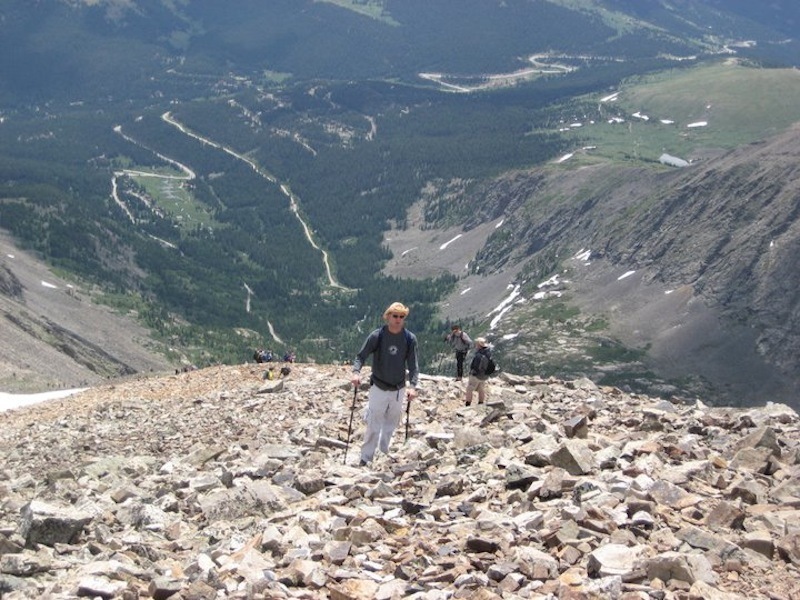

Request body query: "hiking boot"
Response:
[358, 459, 368, 467]
[465, 401, 471, 407]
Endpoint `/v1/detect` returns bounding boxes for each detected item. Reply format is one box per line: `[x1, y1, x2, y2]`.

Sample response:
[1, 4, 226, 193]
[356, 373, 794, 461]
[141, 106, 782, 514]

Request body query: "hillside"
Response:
[2, 2, 800, 406]
[380, 65, 800, 409]
[0, 232, 174, 393]
[1, 364, 799, 598]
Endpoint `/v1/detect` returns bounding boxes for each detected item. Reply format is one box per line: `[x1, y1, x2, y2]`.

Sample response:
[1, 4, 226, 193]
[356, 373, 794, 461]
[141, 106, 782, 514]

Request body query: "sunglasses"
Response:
[390, 314, 406, 319]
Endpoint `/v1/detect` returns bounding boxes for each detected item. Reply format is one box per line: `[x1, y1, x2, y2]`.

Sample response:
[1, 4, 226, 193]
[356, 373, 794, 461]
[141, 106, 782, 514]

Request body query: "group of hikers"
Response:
[349, 301, 494, 467]
[253, 348, 296, 364]
[252, 302, 494, 468]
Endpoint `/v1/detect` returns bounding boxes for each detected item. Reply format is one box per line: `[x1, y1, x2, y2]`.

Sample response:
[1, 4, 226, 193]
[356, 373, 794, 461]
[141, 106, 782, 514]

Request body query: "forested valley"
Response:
[2, 0, 796, 374]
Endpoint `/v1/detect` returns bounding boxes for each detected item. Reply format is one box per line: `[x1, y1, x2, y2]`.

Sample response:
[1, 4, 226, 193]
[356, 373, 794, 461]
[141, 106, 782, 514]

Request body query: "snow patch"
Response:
[488, 284, 523, 329]
[534, 290, 562, 300]
[440, 234, 462, 250]
[538, 274, 560, 288]
[573, 249, 591, 262]
[659, 153, 689, 168]
[1, 388, 88, 412]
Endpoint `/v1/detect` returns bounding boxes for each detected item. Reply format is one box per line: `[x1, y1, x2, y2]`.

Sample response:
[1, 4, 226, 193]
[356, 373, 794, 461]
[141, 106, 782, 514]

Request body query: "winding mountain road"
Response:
[113, 116, 349, 291]
[160, 112, 349, 290]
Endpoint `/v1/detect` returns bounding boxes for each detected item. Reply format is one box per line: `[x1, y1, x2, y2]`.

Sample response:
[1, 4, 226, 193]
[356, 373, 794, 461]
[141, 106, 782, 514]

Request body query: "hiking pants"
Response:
[455, 350, 467, 378]
[360, 386, 406, 464]
[465, 375, 487, 405]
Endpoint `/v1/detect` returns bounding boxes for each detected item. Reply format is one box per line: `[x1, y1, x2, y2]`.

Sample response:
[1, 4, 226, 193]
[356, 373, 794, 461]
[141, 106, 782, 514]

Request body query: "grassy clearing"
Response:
[130, 174, 218, 232]
[315, 0, 399, 26]
[546, 0, 644, 35]
[559, 61, 800, 164]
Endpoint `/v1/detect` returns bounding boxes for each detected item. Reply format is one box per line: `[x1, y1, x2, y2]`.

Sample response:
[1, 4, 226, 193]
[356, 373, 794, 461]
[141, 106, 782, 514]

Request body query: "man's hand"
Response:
[407, 388, 418, 401]
[351, 374, 361, 389]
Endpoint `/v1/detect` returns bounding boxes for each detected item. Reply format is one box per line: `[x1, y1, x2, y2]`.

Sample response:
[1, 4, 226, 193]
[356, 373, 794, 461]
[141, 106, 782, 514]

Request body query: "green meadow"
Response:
[561, 61, 800, 165]
[129, 174, 218, 232]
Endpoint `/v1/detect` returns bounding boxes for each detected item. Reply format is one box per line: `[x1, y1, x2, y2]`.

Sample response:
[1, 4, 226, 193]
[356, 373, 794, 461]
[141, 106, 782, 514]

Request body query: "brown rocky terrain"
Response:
[1, 362, 799, 599]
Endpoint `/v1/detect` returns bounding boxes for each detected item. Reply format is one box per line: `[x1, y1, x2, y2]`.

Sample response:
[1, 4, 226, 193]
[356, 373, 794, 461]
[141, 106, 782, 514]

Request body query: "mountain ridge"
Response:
[0, 231, 174, 394]
[381, 122, 800, 407]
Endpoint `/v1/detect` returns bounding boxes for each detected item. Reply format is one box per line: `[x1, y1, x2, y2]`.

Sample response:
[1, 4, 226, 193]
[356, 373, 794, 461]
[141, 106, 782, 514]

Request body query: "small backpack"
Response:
[485, 357, 497, 376]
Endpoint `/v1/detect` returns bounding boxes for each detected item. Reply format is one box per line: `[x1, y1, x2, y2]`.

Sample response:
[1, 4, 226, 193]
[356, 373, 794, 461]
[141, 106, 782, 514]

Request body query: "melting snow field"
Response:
[0, 388, 87, 412]
[555, 89, 712, 164]
[439, 234, 463, 250]
[488, 284, 523, 329]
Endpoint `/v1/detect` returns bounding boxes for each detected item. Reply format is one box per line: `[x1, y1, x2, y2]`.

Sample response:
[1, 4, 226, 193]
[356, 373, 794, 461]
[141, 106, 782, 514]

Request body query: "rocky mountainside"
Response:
[1, 363, 799, 599]
[0, 232, 174, 394]
[406, 124, 800, 408]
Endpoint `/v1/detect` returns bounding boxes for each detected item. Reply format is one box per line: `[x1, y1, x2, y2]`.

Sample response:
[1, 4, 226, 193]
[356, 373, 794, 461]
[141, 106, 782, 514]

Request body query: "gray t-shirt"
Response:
[353, 326, 419, 389]
[446, 330, 472, 352]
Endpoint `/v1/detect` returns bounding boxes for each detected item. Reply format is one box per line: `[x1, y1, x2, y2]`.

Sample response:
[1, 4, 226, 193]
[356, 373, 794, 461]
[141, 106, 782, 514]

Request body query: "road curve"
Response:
[161, 112, 350, 290]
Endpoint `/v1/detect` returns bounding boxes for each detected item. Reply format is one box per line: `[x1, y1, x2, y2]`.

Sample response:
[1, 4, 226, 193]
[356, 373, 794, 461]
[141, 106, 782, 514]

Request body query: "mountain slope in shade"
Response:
[418, 124, 800, 408]
[0, 232, 173, 393]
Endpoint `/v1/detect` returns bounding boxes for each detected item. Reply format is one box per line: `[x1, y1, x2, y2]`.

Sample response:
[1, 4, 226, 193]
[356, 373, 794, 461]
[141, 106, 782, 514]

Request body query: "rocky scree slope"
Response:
[1, 363, 799, 599]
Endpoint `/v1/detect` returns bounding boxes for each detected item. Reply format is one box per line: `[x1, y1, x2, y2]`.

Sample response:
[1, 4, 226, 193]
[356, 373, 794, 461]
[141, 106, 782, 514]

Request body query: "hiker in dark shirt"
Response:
[351, 301, 419, 466]
[444, 324, 472, 380]
[465, 337, 491, 406]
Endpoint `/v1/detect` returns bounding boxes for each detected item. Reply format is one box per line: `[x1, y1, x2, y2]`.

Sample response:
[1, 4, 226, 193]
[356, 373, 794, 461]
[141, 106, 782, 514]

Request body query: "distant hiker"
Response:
[254, 349, 272, 363]
[283, 350, 296, 363]
[280, 365, 292, 378]
[350, 301, 419, 466]
[465, 337, 492, 406]
[264, 367, 275, 380]
[444, 324, 472, 380]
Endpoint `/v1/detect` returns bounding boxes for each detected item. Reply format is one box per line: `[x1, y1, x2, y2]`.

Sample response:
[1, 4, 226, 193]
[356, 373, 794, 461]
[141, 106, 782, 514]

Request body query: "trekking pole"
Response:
[343, 387, 357, 464]
[405, 395, 411, 442]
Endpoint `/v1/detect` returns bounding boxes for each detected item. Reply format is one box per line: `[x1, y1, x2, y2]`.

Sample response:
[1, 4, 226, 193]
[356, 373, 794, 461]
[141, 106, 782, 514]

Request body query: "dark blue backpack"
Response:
[485, 356, 497, 376]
